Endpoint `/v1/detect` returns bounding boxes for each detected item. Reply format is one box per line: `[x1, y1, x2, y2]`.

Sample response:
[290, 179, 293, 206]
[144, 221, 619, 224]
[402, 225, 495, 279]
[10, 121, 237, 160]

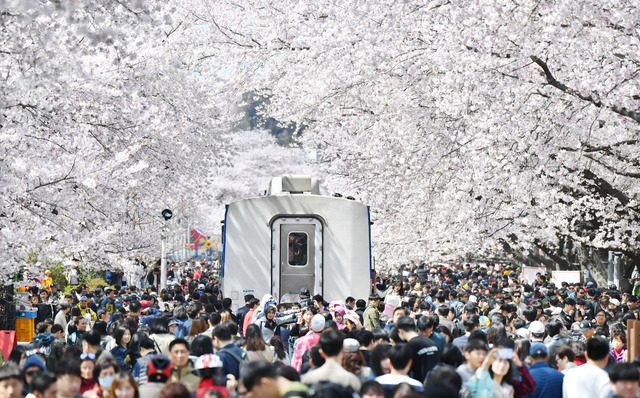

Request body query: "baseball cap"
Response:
[343, 338, 360, 353]
[580, 320, 593, 332]
[529, 342, 548, 357]
[147, 355, 173, 382]
[168, 318, 180, 326]
[610, 298, 620, 307]
[310, 314, 325, 333]
[528, 321, 545, 335]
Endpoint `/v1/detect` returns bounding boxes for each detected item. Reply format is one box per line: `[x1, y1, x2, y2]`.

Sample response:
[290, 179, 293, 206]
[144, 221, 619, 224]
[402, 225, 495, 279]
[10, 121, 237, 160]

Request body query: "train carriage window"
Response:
[288, 232, 308, 266]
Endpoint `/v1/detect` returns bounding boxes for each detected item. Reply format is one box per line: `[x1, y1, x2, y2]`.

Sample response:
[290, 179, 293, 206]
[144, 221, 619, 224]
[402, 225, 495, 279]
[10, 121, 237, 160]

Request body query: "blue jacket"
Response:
[525, 361, 564, 398]
[175, 319, 192, 338]
[110, 345, 129, 370]
[217, 343, 246, 379]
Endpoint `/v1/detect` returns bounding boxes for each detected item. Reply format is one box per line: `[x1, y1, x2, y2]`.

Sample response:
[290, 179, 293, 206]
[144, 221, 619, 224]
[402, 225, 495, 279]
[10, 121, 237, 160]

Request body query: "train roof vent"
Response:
[268, 175, 320, 195]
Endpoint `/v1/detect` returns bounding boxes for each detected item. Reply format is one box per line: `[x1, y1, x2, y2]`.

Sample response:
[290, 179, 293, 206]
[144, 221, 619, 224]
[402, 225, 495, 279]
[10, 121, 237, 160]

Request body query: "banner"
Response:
[552, 270, 581, 287]
[521, 266, 546, 284]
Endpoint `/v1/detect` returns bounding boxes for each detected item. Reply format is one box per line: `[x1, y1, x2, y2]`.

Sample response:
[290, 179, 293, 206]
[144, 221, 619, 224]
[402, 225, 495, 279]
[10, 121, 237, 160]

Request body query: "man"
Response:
[529, 320, 545, 342]
[301, 330, 361, 391]
[82, 330, 115, 364]
[132, 336, 158, 385]
[417, 314, 446, 353]
[345, 296, 356, 311]
[67, 317, 87, 347]
[236, 294, 254, 335]
[291, 314, 325, 372]
[451, 314, 480, 352]
[46, 324, 65, 370]
[29, 372, 58, 398]
[545, 318, 570, 368]
[555, 345, 577, 374]
[560, 297, 576, 327]
[175, 303, 199, 338]
[168, 338, 200, 393]
[607, 363, 639, 398]
[241, 360, 310, 398]
[563, 335, 611, 398]
[363, 294, 381, 331]
[437, 305, 458, 337]
[242, 298, 261, 337]
[384, 306, 406, 333]
[396, 315, 439, 383]
[375, 344, 424, 394]
[96, 308, 110, 325]
[577, 319, 595, 343]
[54, 303, 71, 329]
[456, 339, 488, 383]
[101, 288, 116, 320]
[77, 296, 96, 321]
[0, 363, 23, 398]
[55, 359, 83, 398]
[213, 322, 247, 380]
[527, 343, 563, 398]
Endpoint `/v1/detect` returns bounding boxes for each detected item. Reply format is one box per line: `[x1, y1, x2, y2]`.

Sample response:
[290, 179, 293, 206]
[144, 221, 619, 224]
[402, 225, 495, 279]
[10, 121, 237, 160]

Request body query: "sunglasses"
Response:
[80, 353, 96, 360]
[26, 370, 41, 377]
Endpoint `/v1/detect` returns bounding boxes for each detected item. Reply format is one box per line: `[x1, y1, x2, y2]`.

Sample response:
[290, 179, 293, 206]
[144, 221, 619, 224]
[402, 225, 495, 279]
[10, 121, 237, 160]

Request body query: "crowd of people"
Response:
[1, 261, 639, 398]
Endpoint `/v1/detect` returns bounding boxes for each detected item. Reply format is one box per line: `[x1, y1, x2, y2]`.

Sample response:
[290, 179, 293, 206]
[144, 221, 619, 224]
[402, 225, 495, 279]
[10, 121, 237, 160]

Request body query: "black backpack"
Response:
[308, 381, 359, 398]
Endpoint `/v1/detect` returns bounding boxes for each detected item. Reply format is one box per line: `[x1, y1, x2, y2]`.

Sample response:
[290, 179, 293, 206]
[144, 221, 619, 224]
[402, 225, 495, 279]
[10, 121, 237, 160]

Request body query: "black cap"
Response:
[299, 288, 310, 298]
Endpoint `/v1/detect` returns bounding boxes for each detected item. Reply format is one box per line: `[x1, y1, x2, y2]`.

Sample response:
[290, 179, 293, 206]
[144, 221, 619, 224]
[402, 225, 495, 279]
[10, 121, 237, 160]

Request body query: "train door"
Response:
[271, 217, 323, 303]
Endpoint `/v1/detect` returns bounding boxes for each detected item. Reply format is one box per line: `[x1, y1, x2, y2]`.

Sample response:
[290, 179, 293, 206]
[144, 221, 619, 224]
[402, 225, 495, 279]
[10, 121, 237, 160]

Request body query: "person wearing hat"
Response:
[526, 343, 564, 398]
[291, 314, 325, 372]
[578, 319, 595, 343]
[528, 320, 545, 342]
[22, 355, 46, 396]
[194, 354, 227, 398]
[77, 296, 96, 322]
[301, 330, 362, 391]
[363, 294, 381, 331]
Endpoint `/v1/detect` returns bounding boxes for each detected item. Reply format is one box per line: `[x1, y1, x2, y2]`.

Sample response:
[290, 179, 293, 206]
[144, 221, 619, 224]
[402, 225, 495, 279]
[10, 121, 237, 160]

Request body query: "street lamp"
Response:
[161, 209, 173, 289]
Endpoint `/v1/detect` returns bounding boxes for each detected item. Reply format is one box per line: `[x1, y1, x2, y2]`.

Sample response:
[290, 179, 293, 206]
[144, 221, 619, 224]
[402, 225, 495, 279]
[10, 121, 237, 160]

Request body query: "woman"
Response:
[610, 329, 627, 363]
[370, 344, 391, 377]
[110, 326, 133, 370]
[269, 336, 289, 365]
[344, 315, 362, 334]
[255, 304, 296, 343]
[150, 317, 175, 356]
[333, 307, 347, 330]
[80, 354, 99, 397]
[109, 372, 139, 398]
[245, 324, 274, 363]
[469, 348, 514, 398]
[186, 318, 208, 344]
[94, 359, 119, 398]
[342, 339, 374, 383]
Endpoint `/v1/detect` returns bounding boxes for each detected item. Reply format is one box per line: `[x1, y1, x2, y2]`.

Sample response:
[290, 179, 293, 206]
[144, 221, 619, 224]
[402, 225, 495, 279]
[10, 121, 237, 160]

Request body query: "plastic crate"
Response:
[15, 318, 34, 342]
[16, 310, 37, 319]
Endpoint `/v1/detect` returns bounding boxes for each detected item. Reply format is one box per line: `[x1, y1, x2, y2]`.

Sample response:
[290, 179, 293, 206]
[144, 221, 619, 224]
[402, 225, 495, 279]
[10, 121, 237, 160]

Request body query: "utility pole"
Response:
[161, 209, 173, 290]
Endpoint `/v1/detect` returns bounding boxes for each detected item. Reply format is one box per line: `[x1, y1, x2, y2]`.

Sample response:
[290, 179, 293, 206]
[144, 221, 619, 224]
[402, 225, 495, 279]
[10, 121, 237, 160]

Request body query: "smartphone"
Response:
[497, 348, 514, 360]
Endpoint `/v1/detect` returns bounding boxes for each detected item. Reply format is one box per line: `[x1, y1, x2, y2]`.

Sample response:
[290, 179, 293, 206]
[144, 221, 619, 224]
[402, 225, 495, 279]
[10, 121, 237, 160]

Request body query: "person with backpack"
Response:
[213, 321, 248, 380]
[168, 338, 201, 393]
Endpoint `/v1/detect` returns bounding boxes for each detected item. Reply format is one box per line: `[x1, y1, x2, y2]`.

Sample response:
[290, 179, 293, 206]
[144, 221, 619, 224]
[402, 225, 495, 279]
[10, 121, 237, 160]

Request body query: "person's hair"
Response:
[30, 372, 57, 394]
[209, 312, 222, 327]
[51, 324, 63, 334]
[222, 298, 232, 309]
[587, 336, 610, 361]
[109, 372, 139, 398]
[437, 305, 451, 317]
[486, 322, 507, 346]
[187, 318, 208, 338]
[249, 298, 260, 308]
[241, 361, 277, 391]
[523, 306, 537, 322]
[555, 345, 575, 362]
[129, 301, 142, 314]
[36, 322, 49, 334]
[151, 316, 170, 335]
[113, 326, 132, 347]
[513, 338, 531, 363]
[219, 310, 232, 323]
[463, 315, 480, 332]
[465, 339, 488, 353]
[93, 358, 119, 380]
[158, 382, 191, 398]
[212, 323, 232, 341]
[395, 316, 417, 332]
[319, 330, 345, 357]
[361, 380, 385, 397]
[169, 338, 189, 353]
[546, 318, 564, 337]
[83, 329, 103, 347]
[173, 306, 187, 320]
[356, 299, 366, 308]
[55, 359, 81, 378]
[609, 362, 640, 382]
[388, 344, 412, 370]
[139, 336, 156, 351]
[308, 345, 325, 368]
[342, 351, 366, 375]
[190, 335, 214, 357]
[355, 330, 373, 347]
[372, 329, 390, 343]
[186, 303, 200, 319]
[269, 336, 287, 360]
[417, 315, 436, 331]
[569, 340, 586, 359]
[244, 294, 255, 303]
[426, 365, 463, 391]
[564, 297, 576, 307]
[0, 362, 22, 382]
[440, 345, 465, 368]
[391, 382, 417, 397]
[245, 324, 267, 352]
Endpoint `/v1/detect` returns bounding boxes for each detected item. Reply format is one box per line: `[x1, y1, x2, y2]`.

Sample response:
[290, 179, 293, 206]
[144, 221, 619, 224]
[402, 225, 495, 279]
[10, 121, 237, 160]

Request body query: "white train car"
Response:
[222, 175, 372, 310]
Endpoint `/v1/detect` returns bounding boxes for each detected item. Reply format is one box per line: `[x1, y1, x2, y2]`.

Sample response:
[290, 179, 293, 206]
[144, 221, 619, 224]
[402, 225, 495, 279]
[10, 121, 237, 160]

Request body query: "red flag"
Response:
[190, 228, 206, 249]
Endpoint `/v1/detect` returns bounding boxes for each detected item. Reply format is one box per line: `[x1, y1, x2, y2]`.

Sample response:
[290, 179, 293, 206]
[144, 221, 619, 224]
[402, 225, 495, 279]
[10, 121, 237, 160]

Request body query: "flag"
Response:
[190, 228, 207, 249]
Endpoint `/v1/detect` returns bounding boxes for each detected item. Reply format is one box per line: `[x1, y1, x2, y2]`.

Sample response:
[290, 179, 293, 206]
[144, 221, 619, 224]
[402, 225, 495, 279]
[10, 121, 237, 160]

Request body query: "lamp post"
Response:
[161, 209, 173, 290]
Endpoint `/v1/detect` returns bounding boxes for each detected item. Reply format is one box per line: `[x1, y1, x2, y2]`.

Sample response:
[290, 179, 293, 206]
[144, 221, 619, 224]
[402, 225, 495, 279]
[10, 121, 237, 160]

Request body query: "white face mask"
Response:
[99, 375, 115, 389]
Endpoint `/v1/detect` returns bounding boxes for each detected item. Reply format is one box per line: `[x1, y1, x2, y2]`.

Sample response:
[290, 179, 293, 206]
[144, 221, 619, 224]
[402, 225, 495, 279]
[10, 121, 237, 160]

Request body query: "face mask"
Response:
[99, 376, 115, 389]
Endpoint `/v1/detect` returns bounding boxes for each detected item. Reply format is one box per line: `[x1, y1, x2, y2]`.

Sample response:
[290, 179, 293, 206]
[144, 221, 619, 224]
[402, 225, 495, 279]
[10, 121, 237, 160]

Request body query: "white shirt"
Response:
[376, 374, 424, 390]
[562, 363, 611, 398]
